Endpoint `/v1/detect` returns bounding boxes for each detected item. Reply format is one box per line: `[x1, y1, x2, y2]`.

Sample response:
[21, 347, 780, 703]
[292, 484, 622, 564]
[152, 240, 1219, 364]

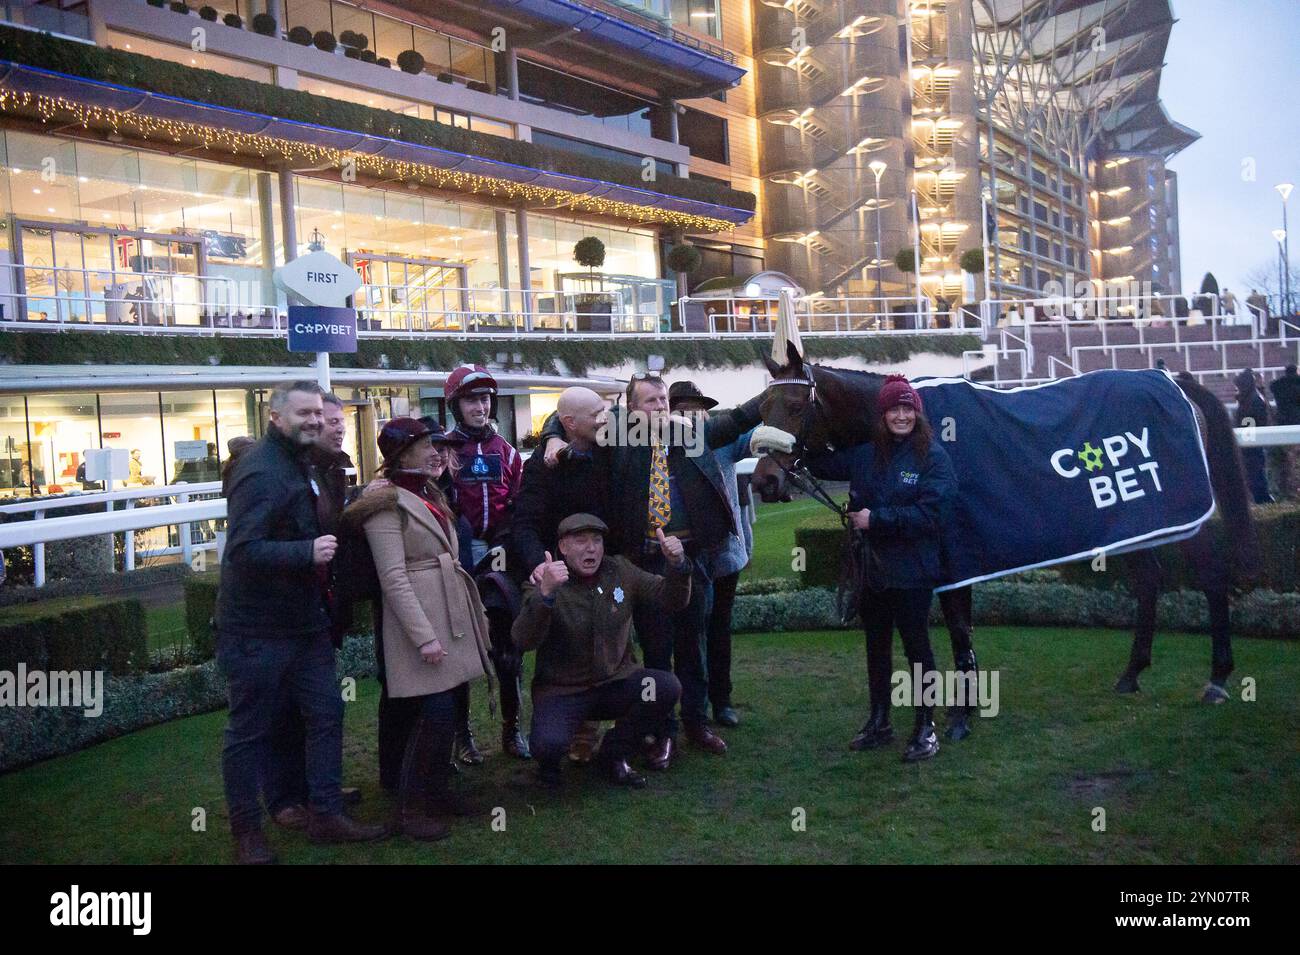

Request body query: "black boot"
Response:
[849, 702, 893, 751]
[945, 649, 978, 741]
[502, 717, 532, 759]
[903, 707, 939, 762]
[454, 729, 485, 766]
[392, 718, 452, 842]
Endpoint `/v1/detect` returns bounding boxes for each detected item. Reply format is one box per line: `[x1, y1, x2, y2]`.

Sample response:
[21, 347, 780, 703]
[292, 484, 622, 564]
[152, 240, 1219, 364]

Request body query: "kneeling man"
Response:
[513, 514, 688, 789]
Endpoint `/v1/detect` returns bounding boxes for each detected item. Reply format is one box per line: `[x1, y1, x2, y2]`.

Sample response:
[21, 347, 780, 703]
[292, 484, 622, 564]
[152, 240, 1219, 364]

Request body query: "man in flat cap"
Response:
[513, 513, 689, 789]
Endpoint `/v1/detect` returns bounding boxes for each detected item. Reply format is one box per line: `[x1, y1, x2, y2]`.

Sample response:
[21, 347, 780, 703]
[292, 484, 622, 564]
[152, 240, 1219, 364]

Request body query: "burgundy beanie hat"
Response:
[876, 374, 923, 415]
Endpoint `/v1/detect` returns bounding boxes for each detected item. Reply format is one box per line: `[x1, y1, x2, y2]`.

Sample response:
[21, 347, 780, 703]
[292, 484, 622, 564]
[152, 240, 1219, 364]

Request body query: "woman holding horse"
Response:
[805, 375, 956, 762]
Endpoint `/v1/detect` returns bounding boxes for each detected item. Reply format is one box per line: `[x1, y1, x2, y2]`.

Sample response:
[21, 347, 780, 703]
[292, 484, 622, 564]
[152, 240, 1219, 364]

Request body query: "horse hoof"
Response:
[1200, 682, 1230, 705]
[1114, 673, 1141, 694]
[944, 716, 973, 741]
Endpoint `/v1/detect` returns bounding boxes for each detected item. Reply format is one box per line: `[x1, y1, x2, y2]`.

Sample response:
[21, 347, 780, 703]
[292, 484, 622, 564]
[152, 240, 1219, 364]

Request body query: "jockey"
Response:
[443, 364, 529, 761]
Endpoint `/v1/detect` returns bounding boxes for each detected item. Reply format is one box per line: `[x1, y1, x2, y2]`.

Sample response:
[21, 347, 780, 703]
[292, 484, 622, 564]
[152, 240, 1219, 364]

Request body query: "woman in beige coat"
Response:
[343, 417, 494, 841]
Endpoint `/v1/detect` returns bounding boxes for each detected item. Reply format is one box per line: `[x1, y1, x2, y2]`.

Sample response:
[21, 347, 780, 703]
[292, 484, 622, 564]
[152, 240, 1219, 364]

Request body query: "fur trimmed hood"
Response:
[340, 484, 402, 532]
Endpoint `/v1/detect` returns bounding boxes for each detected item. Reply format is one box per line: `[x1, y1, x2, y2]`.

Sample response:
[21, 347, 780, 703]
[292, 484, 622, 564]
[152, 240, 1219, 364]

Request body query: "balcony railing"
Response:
[577, 0, 734, 63]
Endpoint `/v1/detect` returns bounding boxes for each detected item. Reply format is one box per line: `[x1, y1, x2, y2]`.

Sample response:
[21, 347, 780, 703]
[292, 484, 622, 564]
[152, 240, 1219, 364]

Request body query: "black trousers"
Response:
[706, 571, 739, 710]
[860, 588, 937, 709]
[529, 669, 682, 777]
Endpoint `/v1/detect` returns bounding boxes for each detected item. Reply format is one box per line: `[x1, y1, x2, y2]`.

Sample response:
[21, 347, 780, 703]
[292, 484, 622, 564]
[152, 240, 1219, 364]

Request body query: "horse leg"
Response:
[1184, 530, 1235, 703]
[938, 585, 978, 740]
[1116, 549, 1162, 693]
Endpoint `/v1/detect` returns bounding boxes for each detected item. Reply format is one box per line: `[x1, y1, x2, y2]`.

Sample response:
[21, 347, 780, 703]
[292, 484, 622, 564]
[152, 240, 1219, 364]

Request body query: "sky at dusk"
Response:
[1162, 0, 1300, 296]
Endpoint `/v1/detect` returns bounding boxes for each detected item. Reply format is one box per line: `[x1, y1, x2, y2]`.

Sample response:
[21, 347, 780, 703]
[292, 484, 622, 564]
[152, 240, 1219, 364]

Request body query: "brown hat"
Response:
[668, 380, 718, 411]
[557, 513, 609, 539]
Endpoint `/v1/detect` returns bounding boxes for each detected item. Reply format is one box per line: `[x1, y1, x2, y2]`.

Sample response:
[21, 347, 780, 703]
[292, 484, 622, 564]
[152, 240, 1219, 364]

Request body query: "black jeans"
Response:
[859, 588, 937, 710]
[530, 669, 682, 777]
[706, 571, 739, 711]
[631, 550, 711, 733]
[216, 630, 344, 834]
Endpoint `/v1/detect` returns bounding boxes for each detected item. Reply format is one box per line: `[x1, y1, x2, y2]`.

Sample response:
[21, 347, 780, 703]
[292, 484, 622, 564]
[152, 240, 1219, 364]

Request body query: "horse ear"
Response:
[763, 353, 782, 377]
[785, 341, 804, 371]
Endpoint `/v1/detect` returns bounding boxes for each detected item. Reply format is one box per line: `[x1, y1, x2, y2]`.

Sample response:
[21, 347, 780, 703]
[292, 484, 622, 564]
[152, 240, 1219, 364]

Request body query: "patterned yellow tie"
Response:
[647, 440, 671, 538]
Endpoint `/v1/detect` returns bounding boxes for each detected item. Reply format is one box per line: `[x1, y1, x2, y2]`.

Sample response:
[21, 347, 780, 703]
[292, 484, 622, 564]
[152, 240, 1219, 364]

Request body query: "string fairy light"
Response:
[0, 88, 737, 233]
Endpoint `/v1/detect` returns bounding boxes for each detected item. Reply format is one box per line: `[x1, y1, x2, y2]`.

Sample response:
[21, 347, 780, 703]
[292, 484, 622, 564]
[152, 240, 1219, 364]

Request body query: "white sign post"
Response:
[272, 238, 363, 392]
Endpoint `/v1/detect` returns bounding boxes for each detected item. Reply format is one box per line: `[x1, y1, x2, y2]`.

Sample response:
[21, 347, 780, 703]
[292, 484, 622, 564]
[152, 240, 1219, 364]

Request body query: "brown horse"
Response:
[752, 343, 1258, 703]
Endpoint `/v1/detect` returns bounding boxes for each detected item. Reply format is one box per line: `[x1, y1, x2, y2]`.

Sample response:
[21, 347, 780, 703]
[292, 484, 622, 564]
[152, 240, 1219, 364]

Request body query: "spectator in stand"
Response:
[1246, 289, 1270, 333]
[1269, 365, 1300, 500]
[215, 380, 386, 864]
[1235, 368, 1273, 504]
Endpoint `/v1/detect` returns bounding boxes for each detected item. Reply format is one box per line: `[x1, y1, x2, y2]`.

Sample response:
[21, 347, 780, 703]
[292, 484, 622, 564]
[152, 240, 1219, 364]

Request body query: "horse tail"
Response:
[1175, 374, 1259, 586]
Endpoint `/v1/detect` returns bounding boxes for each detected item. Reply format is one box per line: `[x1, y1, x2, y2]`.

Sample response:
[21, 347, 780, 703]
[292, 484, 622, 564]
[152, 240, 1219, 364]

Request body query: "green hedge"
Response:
[0, 564, 191, 609]
[0, 633, 378, 772]
[184, 570, 221, 661]
[184, 570, 374, 660]
[0, 331, 980, 379]
[733, 584, 1300, 639]
[797, 504, 1300, 594]
[0, 24, 755, 217]
[0, 596, 148, 675]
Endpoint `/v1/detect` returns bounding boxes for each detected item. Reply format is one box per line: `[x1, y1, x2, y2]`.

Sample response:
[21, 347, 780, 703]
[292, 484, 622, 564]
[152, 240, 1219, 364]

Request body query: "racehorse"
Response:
[752, 342, 1258, 703]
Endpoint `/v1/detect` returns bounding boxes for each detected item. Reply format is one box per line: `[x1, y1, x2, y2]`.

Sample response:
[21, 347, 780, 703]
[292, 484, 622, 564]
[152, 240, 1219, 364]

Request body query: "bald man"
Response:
[511, 388, 610, 583]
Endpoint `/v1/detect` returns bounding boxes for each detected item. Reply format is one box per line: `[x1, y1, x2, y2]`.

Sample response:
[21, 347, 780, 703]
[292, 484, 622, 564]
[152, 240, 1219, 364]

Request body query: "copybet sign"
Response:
[1051, 426, 1163, 509]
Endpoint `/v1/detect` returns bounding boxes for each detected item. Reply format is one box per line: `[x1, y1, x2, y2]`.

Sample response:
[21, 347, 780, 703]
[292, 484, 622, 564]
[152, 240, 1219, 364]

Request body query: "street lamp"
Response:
[869, 159, 887, 321]
[1277, 183, 1293, 317]
[1273, 227, 1287, 317]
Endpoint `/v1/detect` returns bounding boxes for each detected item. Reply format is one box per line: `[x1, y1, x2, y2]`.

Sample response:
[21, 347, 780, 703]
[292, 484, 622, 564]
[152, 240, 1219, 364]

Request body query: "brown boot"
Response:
[393, 702, 457, 840]
[271, 804, 309, 831]
[306, 811, 387, 844]
[232, 829, 276, 864]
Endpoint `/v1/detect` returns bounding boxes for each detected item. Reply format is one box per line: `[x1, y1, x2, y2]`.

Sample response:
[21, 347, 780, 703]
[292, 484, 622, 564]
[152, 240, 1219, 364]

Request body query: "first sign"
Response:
[273, 250, 363, 307]
[288, 305, 358, 354]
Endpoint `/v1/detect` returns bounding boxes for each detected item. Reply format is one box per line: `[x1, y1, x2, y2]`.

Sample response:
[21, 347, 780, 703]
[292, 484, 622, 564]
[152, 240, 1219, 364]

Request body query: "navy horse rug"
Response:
[914, 369, 1216, 591]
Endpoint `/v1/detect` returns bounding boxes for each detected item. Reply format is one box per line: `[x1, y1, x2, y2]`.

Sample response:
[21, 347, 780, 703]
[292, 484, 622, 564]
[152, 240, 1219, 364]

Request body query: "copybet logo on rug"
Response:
[1050, 426, 1163, 509]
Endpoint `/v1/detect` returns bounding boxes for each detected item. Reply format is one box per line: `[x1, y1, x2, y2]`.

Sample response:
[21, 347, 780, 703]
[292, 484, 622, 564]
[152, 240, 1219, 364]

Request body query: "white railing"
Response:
[0, 480, 224, 587]
[1070, 335, 1300, 378]
[677, 293, 974, 337]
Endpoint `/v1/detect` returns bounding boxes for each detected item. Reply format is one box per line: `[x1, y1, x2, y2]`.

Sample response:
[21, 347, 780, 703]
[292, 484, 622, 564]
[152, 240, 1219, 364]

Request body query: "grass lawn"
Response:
[145, 602, 188, 652]
[1, 624, 1295, 864]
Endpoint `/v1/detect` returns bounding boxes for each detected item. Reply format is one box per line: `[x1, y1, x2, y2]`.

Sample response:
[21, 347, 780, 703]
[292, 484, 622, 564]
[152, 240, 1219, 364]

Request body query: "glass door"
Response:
[349, 253, 467, 332]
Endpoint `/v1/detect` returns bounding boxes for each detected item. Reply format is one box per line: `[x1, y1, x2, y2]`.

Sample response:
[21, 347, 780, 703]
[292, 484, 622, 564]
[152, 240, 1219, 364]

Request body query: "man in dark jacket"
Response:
[1269, 365, 1300, 499]
[1234, 368, 1273, 504]
[513, 513, 687, 789]
[216, 380, 384, 864]
[537, 375, 764, 767]
[261, 392, 363, 828]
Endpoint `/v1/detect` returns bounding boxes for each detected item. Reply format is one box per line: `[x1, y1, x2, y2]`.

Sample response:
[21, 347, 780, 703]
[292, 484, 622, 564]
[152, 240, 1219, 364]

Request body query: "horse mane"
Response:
[1174, 374, 1259, 584]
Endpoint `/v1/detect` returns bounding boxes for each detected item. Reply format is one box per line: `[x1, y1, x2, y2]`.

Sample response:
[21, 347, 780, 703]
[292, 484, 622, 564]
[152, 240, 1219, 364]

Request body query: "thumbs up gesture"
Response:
[656, 527, 684, 566]
[539, 550, 569, 597]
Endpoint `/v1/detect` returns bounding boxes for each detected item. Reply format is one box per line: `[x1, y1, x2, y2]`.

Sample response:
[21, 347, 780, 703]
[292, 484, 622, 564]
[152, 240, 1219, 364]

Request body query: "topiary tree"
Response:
[360, 49, 377, 64]
[339, 29, 358, 47]
[146, 0, 165, 6]
[222, 11, 242, 27]
[396, 49, 425, 74]
[287, 25, 312, 45]
[169, 2, 191, 13]
[894, 247, 917, 299]
[959, 247, 984, 274]
[376, 57, 391, 68]
[251, 12, 277, 36]
[573, 236, 606, 276]
[199, 5, 218, 21]
[313, 30, 337, 52]
[666, 241, 702, 296]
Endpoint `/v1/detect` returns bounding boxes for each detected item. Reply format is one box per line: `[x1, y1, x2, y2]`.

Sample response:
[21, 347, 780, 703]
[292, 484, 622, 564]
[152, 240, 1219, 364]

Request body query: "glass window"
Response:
[0, 396, 32, 497]
[373, 16, 414, 65]
[285, 0, 332, 34]
[162, 391, 221, 486]
[98, 392, 166, 489]
[25, 393, 99, 494]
